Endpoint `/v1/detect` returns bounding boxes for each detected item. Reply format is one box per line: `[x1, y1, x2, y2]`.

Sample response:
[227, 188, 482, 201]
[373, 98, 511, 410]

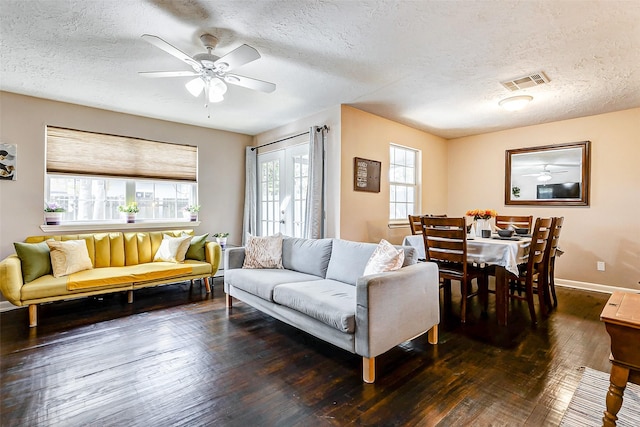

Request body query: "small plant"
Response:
[118, 202, 140, 214]
[511, 186, 521, 198]
[213, 232, 229, 238]
[44, 202, 65, 212]
[183, 204, 201, 213]
[465, 209, 497, 220]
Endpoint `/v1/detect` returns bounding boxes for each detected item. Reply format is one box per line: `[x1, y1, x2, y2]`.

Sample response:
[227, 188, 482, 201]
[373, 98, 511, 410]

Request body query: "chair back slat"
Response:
[496, 215, 533, 230]
[408, 215, 423, 235]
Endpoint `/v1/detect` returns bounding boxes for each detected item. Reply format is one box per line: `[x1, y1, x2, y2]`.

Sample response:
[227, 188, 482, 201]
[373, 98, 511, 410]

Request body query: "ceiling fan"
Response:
[523, 164, 568, 182]
[139, 33, 276, 114]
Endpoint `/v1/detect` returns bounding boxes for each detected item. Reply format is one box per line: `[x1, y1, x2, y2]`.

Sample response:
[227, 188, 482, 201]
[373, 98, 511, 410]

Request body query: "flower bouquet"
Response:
[465, 209, 497, 237]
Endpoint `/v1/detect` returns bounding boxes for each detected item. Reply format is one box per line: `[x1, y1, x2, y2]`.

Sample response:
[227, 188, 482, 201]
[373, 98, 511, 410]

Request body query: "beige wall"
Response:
[448, 108, 640, 290]
[340, 105, 448, 244]
[0, 92, 252, 260]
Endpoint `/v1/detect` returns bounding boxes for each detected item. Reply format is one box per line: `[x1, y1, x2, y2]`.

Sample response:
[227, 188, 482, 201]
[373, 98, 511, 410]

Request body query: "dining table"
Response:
[402, 233, 531, 326]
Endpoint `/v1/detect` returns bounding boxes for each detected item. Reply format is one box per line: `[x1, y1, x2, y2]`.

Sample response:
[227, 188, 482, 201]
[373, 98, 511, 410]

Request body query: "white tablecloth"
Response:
[402, 234, 530, 276]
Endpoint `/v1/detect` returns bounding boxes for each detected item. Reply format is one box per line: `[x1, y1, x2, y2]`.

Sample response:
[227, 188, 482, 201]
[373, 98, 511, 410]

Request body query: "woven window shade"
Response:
[46, 126, 197, 182]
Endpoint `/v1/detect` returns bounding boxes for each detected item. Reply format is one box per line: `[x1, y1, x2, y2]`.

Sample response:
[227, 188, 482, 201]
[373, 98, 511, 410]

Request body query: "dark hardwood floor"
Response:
[0, 278, 613, 426]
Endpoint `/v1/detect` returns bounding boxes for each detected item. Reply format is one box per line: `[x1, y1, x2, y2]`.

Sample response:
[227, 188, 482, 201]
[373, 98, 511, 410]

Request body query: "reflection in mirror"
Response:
[505, 141, 590, 206]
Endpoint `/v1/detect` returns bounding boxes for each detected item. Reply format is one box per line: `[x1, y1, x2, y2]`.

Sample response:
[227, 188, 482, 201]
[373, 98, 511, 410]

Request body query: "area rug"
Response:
[560, 367, 640, 427]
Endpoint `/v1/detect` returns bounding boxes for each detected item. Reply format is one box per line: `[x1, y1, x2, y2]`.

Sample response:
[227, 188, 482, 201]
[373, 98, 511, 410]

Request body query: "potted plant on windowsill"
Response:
[118, 202, 140, 223]
[44, 202, 66, 225]
[213, 232, 229, 249]
[183, 204, 200, 221]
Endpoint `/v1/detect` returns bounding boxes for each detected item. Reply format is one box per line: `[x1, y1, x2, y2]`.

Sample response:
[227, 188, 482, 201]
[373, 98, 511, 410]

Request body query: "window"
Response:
[45, 126, 197, 222]
[389, 144, 419, 221]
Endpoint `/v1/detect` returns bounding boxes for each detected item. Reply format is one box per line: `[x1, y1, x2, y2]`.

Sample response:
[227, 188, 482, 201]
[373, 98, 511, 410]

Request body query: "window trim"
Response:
[389, 143, 421, 223]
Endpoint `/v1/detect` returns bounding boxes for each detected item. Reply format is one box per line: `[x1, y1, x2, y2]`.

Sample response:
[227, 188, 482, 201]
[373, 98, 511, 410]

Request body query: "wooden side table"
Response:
[600, 291, 640, 427]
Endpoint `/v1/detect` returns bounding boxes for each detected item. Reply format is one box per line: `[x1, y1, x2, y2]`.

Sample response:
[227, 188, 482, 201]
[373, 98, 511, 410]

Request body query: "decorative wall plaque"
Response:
[353, 157, 381, 193]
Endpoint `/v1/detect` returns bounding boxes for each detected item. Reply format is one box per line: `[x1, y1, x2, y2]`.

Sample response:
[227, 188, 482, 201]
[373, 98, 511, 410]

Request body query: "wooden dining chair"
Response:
[541, 216, 564, 310]
[408, 215, 424, 235]
[505, 217, 553, 325]
[495, 215, 533, 231]
[420, 216, 487, 323]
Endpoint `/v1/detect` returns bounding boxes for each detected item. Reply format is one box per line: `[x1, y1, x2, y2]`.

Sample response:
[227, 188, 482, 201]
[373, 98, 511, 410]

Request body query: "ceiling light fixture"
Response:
[537, 173, 552, 182]
[185, 77, 227, 103]
[499, 95, 533, 111]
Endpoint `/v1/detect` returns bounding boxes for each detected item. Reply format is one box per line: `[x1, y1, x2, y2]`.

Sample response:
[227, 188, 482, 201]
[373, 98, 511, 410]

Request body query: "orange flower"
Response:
[465, 209, 497, 220]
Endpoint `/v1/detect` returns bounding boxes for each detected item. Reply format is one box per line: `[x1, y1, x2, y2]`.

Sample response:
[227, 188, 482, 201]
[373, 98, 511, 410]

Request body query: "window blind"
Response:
[46, 126, 197, 182]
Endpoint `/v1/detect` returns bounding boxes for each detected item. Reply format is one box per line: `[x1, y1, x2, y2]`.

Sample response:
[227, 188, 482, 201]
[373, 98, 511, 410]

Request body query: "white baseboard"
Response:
[0, 301, 20, 312]
[555, 279, 639, 294]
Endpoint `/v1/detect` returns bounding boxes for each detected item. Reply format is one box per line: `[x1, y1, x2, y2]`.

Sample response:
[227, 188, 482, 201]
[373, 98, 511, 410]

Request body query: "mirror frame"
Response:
[505, 141, 591, 206]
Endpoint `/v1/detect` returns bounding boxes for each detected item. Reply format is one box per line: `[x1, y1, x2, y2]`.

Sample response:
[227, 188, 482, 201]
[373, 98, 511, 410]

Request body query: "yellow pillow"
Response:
[46, 240, 93, 278]
[153, 234, 192, 263]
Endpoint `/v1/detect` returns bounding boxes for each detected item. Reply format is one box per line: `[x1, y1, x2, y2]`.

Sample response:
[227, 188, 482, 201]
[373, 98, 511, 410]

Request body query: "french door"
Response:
[257, 143, 309, 237]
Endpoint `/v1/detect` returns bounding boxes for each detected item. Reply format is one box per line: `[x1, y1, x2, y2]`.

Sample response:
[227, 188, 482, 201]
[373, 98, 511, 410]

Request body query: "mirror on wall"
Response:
[505, 141, 591, 206]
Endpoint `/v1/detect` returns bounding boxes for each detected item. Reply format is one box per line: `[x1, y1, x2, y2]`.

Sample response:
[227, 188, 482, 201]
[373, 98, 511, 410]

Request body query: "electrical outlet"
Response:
[597, 261, 605, 271]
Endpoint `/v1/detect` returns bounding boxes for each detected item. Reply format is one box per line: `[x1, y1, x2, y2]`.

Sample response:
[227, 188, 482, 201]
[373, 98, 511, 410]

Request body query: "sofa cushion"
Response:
[46, 240, 93, 278]
[325, 240, 379, 286]
[185, 233, 209, 261]
[14, 241, 52, 283]
[225, 268, 321, 302]
[282, 237, 333, 278]
[363, 239, 404, 276]
[273, 280, 356, 333]
[242, 233, 283, 269]
[153, 234, 191, 263]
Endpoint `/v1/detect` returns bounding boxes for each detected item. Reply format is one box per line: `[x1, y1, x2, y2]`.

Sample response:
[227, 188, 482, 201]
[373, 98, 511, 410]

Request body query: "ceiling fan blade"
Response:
[214, 44, 261, 72]
[224, 74, 276, 93]
[141, 34, 200, 69]
[138, 71, 199, 78]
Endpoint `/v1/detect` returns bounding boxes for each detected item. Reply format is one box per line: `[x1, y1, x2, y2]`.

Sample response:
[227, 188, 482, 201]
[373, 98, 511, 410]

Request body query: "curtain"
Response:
[242, 147, 257, 245]
[304, 126, 326, 239]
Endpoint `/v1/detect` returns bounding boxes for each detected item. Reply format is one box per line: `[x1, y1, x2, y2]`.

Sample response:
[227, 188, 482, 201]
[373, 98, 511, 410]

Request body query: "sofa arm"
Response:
[224, 246, 246, 270]
[354, 262, 440, 358]
[0, 255, 25, 306]
[205, 241, 222, 275]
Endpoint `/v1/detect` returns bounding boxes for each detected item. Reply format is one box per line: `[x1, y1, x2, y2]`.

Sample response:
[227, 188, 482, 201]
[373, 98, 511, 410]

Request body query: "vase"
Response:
[216, 237, 227, 249]
[475, 218, 491, 237]
[190, 213, 197, 222]
[44, 211, 63, 225]
[126, 213, 136, 223]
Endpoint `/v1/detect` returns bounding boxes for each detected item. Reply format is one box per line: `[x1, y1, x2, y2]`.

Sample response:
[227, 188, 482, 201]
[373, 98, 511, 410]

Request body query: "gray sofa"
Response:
[224, 237, 440, 383]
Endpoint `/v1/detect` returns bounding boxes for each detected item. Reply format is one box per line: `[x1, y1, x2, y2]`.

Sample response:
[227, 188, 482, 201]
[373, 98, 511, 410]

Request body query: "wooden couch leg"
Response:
[204, 277, 211, 294]
[28, 304, 37, 328]
[127, 290, 133, 304]
[363, 357, 375, 383]
[225, 293, 232, 308]
[428, 324, 439, 344]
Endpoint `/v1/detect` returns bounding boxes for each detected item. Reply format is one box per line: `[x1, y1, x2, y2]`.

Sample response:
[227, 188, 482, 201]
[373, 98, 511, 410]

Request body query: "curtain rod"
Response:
[250, 125, 329, 151]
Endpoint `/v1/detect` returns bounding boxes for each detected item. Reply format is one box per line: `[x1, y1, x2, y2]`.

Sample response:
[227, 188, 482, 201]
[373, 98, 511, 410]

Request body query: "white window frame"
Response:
[389, 144, 421, 223]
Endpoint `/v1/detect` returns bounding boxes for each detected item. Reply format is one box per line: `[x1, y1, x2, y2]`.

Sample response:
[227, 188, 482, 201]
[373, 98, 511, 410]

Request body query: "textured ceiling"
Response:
[1, 0, 639, 138]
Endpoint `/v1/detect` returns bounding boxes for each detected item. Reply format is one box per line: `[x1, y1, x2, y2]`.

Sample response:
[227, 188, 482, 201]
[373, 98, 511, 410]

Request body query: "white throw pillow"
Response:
[242, 233, 283, 269]
[153, 234, 192, 263]
[46, 239, 93, 278]
[363, 239, 405, 276]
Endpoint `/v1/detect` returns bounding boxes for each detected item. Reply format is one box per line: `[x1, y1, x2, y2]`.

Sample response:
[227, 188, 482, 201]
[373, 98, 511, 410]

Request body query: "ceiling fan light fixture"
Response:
[499, 95, 533, 111]
[537, 173, 552, 182]
[185, 78, 204, 97]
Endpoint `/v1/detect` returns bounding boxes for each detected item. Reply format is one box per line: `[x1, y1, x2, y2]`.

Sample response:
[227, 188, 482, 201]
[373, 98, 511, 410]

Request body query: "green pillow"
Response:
[185, 233, 209, 261]
[14, 241, 53, 283]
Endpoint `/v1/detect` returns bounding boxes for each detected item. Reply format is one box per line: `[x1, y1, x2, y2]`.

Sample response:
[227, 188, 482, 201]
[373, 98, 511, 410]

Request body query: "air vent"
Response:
[501, 71, 550, 91]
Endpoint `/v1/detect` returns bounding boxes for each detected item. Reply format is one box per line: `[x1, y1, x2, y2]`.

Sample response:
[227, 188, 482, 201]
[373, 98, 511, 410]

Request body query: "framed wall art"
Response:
[0, 143, 17, 181]
[354, 157, 381, 193]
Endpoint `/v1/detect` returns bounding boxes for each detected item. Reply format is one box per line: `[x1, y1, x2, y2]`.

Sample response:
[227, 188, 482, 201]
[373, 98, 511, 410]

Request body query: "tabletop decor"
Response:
[183, 204, 200, 221]
[44, 202, 66, 225]
[118, 202, 139, 223]
[466, 209, 497, 237]
[213, 232, 229, 249]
